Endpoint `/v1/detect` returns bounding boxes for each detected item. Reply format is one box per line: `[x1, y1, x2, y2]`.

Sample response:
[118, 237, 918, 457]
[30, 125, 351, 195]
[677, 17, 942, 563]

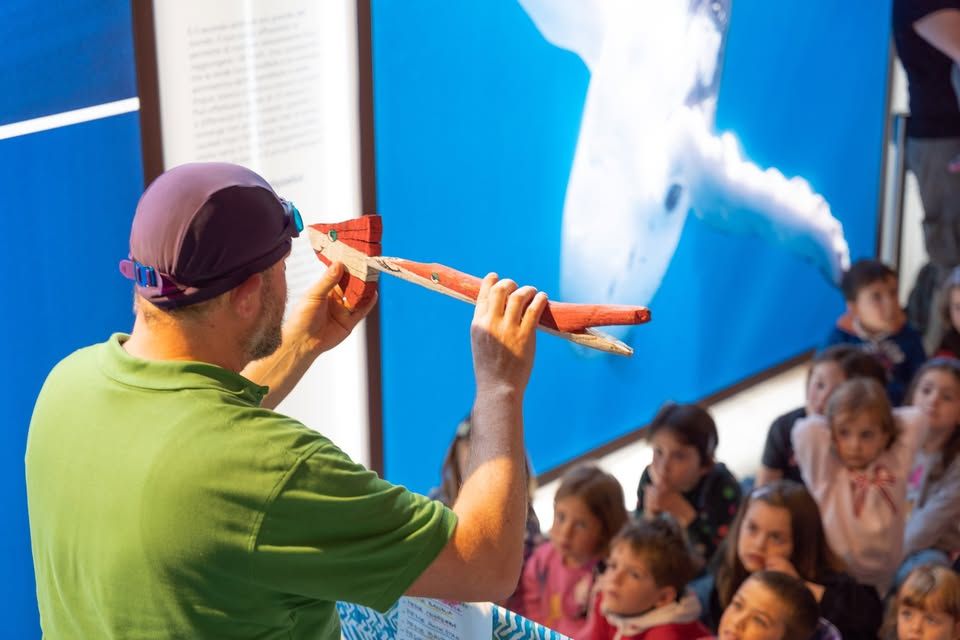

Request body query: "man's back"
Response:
[26, 334, 453, 638]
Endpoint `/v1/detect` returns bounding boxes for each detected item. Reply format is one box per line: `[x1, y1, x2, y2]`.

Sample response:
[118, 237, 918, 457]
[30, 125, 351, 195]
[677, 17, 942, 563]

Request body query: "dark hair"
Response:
[717, 480, 844, 608]
[840, 350, 888, 386]
[612, 516, 696, 597]
[743, 571, 820, 640]
[827, 378, 898, 451]
[840, 259, 896, 302]
[882, 564, 960, 640]
[555, 464, 628, 557]
[645, 403, 717, 465]
[813, 344, 859, 368]
[907, 358, 960, 487]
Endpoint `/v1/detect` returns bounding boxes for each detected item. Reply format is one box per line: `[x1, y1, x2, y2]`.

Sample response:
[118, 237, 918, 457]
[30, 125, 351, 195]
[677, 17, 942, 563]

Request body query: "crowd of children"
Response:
[429, 259, 960, 640]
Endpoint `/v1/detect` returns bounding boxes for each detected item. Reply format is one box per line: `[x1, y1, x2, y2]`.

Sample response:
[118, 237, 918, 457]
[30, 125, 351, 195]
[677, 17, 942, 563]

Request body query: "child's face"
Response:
[806, 361, 846, 416]
[600, 542, 673, 616]
[949, 287, 960, 334]
[913, 370, 960, 434]
[831, 410, 891, 471]
[718, 577, 791, 640]
[849, 276, 903, 334]
[736, 501, 794, 574]
[650, 430, 709, 493]
[897, 603, 960, 640]
[551, 495, 603, 566]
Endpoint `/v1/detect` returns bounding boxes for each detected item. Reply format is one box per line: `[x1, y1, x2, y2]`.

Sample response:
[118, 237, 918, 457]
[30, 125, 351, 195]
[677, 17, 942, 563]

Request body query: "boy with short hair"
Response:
[583, 517, 709, 640]
[824, 259, 926, 406]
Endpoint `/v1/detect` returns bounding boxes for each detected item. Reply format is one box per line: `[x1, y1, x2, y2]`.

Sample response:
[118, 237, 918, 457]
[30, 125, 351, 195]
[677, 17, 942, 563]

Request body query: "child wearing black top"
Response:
[697, 481, 882, 640]
[636, 403, 740, 569]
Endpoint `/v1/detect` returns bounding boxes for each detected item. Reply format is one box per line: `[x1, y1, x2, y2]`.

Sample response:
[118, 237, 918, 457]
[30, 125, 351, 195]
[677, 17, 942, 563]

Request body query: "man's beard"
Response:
[246, 274, 286, 361]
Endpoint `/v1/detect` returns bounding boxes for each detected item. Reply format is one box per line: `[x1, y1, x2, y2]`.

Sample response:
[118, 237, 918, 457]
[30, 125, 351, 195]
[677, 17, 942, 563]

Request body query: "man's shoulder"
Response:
[40, 339, 108, 384]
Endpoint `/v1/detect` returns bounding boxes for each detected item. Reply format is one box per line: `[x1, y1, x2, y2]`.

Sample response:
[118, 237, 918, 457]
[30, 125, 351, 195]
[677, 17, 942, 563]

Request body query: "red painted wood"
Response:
[310, 215, 651, 328]
[309, 216, 382, 308]
[391, 259, 650, 332]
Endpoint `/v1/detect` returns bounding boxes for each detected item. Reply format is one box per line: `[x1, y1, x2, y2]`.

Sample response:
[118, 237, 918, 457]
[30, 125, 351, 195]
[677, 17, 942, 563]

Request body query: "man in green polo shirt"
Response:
[26, 162, 548, 638]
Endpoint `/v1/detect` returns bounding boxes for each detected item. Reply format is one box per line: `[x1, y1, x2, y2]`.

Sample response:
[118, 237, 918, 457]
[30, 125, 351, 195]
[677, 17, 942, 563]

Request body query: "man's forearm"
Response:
[240, 332, 323, 409]
[454, 389, 528, 594]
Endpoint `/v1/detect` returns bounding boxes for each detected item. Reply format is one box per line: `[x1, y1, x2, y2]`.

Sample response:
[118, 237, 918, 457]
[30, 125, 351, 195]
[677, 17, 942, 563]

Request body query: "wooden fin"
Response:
[307, 216, 381, 309]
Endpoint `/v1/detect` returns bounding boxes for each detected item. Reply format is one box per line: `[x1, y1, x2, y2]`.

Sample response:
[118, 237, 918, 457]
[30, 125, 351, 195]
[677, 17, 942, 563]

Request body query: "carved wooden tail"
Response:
[309, 215, 382, 309]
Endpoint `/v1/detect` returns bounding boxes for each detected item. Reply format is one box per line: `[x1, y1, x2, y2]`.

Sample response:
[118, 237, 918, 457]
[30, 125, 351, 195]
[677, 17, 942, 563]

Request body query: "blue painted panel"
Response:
[371, 0, 892, 492]
[0, 112, 144, 637]
[0, 0, 137, 125]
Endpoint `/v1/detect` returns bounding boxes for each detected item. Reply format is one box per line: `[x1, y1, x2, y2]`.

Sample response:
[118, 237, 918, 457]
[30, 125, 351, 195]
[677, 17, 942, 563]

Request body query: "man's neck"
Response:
[123, 314, 247, 372]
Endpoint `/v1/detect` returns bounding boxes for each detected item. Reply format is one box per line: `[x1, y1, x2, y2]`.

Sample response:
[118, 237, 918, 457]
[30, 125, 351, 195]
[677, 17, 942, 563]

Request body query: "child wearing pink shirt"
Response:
[792, 378, 927, 594]
[521, 464, 629, 637]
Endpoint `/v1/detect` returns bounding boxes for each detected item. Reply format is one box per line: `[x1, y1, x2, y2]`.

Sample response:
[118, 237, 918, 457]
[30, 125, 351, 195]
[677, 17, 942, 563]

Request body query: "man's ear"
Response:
[655, 585, 677, 608]
[846, 299, 857, 317]
[230, 273, 264, 320]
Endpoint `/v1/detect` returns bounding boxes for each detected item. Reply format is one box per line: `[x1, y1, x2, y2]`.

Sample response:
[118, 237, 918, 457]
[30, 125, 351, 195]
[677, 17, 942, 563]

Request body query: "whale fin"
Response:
[517, 0, 605, 69]
[674, 108, 850, 285]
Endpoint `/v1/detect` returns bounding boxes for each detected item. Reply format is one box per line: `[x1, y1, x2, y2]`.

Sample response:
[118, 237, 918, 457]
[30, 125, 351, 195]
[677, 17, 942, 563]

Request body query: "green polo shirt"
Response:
[26, 334, 456, 639]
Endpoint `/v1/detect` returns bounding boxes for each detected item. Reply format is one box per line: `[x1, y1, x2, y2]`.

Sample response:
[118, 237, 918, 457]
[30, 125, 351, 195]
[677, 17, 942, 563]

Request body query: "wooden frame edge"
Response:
[356, 0, 385, 475]
[130, 0, 164, 185]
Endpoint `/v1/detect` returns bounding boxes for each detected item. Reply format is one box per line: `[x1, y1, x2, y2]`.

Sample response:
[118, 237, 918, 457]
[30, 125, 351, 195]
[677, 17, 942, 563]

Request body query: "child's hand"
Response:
[763, 555, 800, 579]
[643, 484, 663, 516]
[652, 488, 697, 527]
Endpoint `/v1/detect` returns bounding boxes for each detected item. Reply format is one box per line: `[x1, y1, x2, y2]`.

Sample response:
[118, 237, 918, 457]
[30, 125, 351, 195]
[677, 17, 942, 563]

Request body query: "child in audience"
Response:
[636, 403, 741, 568]
[792, 378, 927, 594]
[717, 571, 820, 640]
[758, 346, 885, 487]
[698, 480, 882, 639]
[884, 564, 960, 640]
[935, 267, 960, 360]
[824, 259, 926, 406]
[897, 359, 960, 585]
[583, 516, 709, 640]
[521, 464, 628, 638]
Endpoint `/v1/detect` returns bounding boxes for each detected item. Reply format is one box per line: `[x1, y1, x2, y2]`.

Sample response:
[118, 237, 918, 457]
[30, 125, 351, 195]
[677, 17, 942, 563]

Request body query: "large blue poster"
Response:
[1, 2, 142, 636]
[372, 0, 892, 491]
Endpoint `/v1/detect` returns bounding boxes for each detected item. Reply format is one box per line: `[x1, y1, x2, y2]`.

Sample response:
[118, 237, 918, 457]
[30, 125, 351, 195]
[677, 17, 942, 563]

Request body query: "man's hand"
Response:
[283, 262, 377, 357]
[470, 273, 548, 398]
[243, 262, 376, 409]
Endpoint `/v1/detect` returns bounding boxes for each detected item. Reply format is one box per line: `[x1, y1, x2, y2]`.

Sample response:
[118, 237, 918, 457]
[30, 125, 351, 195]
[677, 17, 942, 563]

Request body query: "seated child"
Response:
[698, 480, 882, 639]
[824, 258, 926, 406]
[898, 358, 960, 585]
[636, 403, 741, 569]
[935, 267, 960, 360]
[792, 378, 927, 594]
[429, 413, 544, 613]
[521, 464, 628, 638]
[717, 571, 820, 640]
[884, 564, 960, 640]
[758, 346, 885, 487]
[582, 516, 709, 640]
